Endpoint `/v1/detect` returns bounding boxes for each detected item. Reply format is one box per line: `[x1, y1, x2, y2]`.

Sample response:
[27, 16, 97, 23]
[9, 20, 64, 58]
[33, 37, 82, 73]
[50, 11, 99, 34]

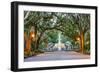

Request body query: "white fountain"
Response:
[53, 32, 66, 51]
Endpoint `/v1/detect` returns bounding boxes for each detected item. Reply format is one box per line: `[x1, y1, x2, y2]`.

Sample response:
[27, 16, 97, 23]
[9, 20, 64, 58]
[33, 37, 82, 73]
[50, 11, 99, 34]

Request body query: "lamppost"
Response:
[76, 37, 80, 41]
[30, 26, 35, 41]
[76, 37, 80, 51]
[58, 32, 61, 51]
[31, 32, 35, 38]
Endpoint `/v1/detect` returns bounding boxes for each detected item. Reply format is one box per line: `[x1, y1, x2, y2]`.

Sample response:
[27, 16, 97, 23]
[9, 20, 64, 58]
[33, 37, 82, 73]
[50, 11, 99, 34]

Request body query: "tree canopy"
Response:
[24, 11, 90, 54]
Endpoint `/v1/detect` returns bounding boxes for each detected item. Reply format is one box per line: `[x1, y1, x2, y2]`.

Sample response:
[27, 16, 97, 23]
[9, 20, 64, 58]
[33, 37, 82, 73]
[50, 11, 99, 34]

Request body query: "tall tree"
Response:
[24, 11, 65, 50]
[62, 13, 90, 53]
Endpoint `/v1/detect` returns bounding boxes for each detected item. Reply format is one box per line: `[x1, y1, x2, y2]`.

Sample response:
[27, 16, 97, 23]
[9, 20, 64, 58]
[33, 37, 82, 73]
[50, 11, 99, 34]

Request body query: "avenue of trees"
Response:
[24, 11, 90, 57]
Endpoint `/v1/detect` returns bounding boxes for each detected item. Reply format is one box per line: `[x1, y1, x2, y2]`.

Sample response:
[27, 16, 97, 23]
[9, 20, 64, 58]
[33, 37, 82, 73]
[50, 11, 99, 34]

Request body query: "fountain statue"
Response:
[50, 32, 66, 51]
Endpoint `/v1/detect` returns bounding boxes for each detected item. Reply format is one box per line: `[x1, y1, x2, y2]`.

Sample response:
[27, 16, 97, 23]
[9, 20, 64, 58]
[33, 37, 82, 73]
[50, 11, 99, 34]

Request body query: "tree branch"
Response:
[24, 11, 30, 20]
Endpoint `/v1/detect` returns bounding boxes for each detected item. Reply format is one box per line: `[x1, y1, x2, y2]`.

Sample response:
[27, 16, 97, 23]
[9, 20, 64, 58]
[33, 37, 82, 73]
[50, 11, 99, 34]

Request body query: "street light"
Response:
[76, 37, 80, 50]
[32, 33, 35, 38]
[30, 26, 35, 39]
[76, 37, 80, 41]
[30, 32, 35, 40]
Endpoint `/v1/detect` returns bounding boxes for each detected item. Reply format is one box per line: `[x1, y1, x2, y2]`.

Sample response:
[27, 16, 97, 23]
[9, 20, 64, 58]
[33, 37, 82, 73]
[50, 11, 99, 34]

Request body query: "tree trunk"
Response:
[80, 32, 84, 54]
[35, 39, 39, 50]
[35, 31, 44, 50]
[25, 39, 31, 51]
[34, 26, 38, 50]
[24, 32, 31, 52]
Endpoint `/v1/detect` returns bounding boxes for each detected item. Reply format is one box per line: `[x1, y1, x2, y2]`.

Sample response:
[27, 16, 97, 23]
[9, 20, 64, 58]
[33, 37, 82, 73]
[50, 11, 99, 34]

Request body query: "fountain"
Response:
[52, 32, 66, 51]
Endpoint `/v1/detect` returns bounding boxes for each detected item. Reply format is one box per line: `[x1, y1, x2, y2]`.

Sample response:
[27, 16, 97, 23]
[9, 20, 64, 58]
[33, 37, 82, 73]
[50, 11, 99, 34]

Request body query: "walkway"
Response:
[24, 51, 90, 62]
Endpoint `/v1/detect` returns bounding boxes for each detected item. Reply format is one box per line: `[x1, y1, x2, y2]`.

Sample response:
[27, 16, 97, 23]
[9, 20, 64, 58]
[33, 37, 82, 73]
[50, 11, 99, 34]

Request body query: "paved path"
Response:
[24, 51, 90, 62]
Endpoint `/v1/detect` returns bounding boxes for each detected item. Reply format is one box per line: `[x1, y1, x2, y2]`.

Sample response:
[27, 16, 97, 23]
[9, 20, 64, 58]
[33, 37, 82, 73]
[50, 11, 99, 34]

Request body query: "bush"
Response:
[34, 50, 44, 54]
[84, 43, 90, 54]
[24, 50, 33, 58]
[24, 49, 44, 58]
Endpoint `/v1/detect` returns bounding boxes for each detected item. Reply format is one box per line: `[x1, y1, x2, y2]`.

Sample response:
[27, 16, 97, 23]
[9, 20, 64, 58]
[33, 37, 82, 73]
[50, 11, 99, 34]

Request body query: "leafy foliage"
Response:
[24, 11, 90, 56]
